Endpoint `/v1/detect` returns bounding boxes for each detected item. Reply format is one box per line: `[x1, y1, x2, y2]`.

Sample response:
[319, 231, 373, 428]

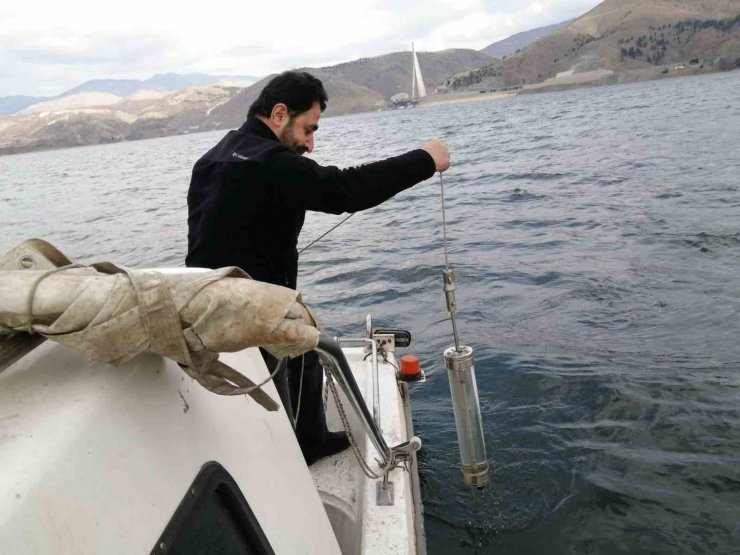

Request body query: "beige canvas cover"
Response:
[0, 240, 321, 410]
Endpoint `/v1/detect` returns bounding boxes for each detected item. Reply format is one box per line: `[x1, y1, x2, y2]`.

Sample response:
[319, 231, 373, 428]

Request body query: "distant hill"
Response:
[0, 85, 242, 155]
[0, 48, 494, 154]
[205, 70, 386, 129]
[207, 48, 493, 128]
[319, 49, 495, 99]
[0, 96, 46, 116]
[448, 0, 740, 91]
[480, 19, 575, 58]
[19, 92, 124, 114]
[0, 73, 259, 115]
[61, 72, 259, 98]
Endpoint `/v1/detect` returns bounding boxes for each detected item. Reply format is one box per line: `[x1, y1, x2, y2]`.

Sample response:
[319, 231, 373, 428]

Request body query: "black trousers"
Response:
[260, 349, 328, 451]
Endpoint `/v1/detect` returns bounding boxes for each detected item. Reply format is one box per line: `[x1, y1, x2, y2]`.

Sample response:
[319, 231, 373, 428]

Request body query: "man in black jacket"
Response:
[187, 71, 449, 464]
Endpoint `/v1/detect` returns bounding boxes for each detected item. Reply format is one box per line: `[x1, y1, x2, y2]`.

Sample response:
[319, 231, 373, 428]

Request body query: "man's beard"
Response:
[280, 119, 308, 155]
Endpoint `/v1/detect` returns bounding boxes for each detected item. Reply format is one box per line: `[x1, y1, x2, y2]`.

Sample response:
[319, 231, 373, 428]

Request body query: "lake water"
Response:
[2, 70, 739, 554]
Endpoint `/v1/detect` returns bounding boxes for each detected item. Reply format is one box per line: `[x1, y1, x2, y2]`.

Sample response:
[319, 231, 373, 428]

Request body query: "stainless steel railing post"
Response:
[336, 337, 381, 431]
[315, 335, 391, 464]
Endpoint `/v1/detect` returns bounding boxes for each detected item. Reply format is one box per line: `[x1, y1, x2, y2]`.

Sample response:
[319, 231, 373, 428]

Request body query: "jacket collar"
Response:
[240, 116, 280, 142]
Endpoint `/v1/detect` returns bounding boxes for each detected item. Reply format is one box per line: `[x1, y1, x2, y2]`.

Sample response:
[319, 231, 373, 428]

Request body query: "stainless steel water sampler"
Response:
[439, 175, 489, 487]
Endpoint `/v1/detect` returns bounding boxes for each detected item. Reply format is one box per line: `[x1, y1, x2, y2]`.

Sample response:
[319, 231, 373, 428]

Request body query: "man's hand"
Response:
[421, 138, 450, 172]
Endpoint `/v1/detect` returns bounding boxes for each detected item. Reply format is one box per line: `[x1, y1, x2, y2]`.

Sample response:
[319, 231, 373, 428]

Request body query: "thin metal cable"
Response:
[439, 172, 462, 350]
[298, 213, 355, 254]
[439, 172, 450, 270]
[293, 353, 305, 427]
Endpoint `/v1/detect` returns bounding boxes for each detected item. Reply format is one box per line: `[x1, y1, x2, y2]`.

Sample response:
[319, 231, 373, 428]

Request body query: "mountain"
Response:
[19, 92, 123, 114]
[60, 72, 259, 98]
[0, 85, 242, 155]
[0, 48, 493, 154]
[448, 0, 740, 91]
[205, 71, 386, 129]
[207, 48, 494, 128]
[0, 96, 47, 116]
[480, 19, 575, 58]
[0, 73, 260, 115]
[318, 49, 495, 99]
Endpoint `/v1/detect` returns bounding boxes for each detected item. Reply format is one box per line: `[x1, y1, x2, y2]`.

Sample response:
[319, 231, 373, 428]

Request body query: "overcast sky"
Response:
[1, 0, 603, 97]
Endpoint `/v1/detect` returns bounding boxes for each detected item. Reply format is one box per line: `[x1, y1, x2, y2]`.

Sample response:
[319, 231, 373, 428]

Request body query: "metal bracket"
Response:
[390, 436, 422, 459]
[372, 333, 395, 353]
[376, 437, 422, 506]
[376, 480, 395, 506]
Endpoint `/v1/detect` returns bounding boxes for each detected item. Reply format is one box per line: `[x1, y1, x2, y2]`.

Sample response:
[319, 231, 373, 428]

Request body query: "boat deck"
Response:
[310, 346, 424, 555]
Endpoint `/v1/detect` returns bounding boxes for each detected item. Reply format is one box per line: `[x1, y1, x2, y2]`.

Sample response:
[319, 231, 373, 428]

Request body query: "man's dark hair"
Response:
[248, 71, 328, 119]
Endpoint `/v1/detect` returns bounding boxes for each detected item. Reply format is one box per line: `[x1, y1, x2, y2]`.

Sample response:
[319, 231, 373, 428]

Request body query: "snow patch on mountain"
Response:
[127, 90, 171, 101]
[214, 78, 255, 87]
[20, 92, 123, 114]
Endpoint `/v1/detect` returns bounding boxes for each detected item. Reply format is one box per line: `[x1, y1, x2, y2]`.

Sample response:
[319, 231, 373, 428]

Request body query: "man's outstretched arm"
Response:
[268, 139, 450, 214]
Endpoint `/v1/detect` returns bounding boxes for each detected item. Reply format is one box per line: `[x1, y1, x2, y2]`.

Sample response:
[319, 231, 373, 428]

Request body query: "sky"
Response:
[1, 0, 603, 98]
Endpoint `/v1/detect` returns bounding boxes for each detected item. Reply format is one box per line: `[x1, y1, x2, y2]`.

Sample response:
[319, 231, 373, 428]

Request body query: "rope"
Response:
[236, 358, 285, 396]
[26, 263, 82, 333]
[323, 365, 382, 479]
[323, 368, 330, 411]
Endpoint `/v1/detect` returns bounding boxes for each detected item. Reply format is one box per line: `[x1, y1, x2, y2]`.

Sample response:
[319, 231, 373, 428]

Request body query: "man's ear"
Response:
[270, 103, 289, 125]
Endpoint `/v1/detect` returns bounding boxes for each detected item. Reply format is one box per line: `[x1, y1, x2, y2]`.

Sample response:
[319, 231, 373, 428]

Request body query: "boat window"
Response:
[152, 462, 274, 555]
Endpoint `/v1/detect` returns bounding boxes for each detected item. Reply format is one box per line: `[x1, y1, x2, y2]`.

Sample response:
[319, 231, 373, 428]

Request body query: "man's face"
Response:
[279, 101, 321, 155]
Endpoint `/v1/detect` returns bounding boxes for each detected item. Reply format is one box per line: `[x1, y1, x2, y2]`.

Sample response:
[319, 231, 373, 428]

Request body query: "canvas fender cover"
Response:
[0, 239, 321, 411]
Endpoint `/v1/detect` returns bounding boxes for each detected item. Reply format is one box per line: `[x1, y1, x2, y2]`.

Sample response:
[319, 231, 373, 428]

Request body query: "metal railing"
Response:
[315, 334, 422, 505]
[315, 335, 391, 463]
[335, 337, 381, 430]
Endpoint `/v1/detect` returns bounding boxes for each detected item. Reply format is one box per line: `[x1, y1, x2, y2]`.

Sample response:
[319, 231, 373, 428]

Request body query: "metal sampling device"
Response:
[438, 173, 489, 487]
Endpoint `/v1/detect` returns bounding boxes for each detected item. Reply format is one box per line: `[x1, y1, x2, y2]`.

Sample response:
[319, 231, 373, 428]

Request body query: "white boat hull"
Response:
[0, 343, 341, 553]
[0, 340, 425, 553]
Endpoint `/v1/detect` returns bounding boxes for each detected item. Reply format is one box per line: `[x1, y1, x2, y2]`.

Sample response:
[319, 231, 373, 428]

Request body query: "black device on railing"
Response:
[372, 329, 412, 348]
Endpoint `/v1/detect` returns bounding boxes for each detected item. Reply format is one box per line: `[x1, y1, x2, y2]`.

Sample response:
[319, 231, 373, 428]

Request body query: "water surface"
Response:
[2, 71, 739, 554]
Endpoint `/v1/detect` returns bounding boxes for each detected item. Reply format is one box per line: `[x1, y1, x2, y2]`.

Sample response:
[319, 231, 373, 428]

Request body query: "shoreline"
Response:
[417, 91, 517, 108]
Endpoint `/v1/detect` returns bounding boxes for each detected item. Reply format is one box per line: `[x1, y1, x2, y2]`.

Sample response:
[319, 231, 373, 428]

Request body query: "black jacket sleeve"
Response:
[266, 149, 436, 214]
